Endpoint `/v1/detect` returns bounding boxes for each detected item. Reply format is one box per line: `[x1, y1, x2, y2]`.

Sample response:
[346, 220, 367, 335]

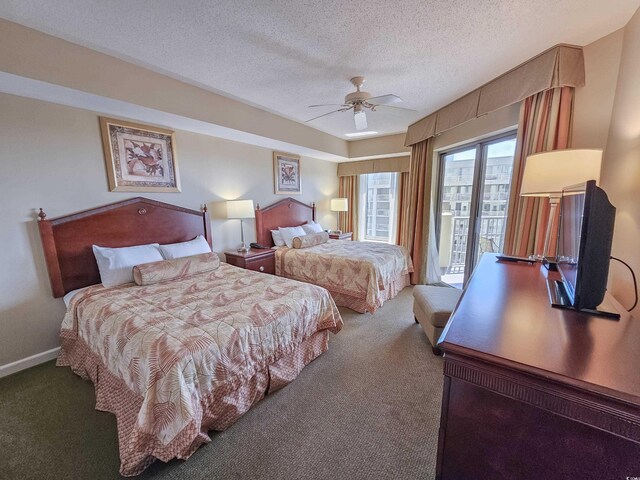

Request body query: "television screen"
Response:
[556, 180, 615, 310]
[556, 186, 586, 304]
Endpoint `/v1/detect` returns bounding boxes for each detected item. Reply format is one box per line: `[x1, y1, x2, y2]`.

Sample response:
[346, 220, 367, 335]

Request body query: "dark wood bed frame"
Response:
[38, 197, 211, 298]
[254, 197, 315, 247]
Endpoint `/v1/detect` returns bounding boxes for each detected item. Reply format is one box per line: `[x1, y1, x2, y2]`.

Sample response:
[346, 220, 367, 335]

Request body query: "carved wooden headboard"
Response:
[254, 197, 315, 247]
[38, 197, 211, 297]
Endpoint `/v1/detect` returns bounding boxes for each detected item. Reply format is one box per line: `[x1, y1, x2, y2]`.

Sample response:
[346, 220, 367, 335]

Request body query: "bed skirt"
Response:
[57, 330, 330, 476]
[329, 272, 410, 313]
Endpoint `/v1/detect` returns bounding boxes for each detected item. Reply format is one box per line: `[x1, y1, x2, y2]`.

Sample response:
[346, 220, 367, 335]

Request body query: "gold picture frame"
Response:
[273, 151, 301, 195]
[99, 117, 181, 192]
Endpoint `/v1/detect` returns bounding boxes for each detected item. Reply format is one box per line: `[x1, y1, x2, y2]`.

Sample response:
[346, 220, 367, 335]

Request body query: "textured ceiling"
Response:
[1, 0, 638, 139]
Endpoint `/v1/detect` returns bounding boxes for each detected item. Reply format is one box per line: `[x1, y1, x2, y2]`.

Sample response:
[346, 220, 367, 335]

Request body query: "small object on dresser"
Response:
[495, 254, 534, 265]
[225, 248, 275, 274]
[249, 242, 270, 250]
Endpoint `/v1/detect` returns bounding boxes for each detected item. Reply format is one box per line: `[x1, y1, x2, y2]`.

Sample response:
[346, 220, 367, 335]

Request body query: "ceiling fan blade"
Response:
[375, 104, 418, 112]
[308, 103, 350, 108]
[367, 94, 402, 105]
[306, 109, 346, 123]
[354, 110, 367, 130]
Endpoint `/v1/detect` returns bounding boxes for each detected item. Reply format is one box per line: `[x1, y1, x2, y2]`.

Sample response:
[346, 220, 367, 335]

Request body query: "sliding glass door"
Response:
[435, 133, 516, 287]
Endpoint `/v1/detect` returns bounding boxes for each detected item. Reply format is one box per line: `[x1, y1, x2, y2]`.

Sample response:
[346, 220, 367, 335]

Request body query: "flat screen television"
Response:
[555, 180, 615, 311]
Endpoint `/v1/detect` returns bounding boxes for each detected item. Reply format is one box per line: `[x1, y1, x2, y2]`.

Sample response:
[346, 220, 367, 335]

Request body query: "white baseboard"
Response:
[0, 347, 60, 379]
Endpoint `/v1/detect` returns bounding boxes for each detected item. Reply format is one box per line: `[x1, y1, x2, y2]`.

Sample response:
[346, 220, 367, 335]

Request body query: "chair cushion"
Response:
[413, 285, 462, 328]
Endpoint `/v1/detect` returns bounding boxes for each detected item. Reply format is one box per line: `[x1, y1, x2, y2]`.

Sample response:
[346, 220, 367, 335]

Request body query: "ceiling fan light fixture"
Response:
[354, 110, 367, 130]
[306, 76, 404, 130]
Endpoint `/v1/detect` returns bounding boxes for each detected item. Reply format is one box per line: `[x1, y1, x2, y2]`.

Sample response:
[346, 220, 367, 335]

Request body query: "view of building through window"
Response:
[359, 172, 399, 243]
[438, 136, 516, 287]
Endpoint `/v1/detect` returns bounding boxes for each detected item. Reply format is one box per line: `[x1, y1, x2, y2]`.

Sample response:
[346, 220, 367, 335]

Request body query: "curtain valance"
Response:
[337, 156, 410, 177]
[404, 45, 585, 146]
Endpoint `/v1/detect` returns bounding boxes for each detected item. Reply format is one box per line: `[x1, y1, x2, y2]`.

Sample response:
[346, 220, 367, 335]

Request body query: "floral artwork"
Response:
[273, 151, 301, 194]
[100, 117, 180, 192]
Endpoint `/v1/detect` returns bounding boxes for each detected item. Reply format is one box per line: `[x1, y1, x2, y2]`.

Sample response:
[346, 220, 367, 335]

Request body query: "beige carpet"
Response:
[0, 287, 444, 479]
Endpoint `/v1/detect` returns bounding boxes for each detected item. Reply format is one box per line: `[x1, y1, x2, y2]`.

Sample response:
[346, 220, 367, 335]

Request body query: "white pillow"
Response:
[271, 229, 286, 247]
[159, 235, 211, 260]
[302, 222, 323, 234]
[92, 243, 163, 287]
[279, 226, 307, 248]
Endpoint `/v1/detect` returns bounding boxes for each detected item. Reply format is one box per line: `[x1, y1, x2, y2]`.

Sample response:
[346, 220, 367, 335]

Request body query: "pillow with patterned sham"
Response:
[133, 252, 220, 286]
[292, 232, 329, 249]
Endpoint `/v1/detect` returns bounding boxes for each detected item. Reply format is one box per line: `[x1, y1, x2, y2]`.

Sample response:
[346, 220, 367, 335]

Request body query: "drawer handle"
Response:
[259, 266, 265, 272]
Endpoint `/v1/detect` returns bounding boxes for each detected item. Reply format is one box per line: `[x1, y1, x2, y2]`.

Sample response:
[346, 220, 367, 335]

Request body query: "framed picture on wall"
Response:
[273, 151, 301, 195]
[99, 117, 181, 192]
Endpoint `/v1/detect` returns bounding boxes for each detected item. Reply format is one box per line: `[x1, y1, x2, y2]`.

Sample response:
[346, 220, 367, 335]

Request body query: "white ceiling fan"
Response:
[306, 76, 415, 131]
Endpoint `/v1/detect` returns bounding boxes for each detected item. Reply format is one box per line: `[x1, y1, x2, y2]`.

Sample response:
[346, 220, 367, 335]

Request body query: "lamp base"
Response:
[237, 243, 249, 253]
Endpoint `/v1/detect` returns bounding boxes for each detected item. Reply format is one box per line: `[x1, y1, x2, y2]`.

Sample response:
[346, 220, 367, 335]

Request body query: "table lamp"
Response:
[330, 198, 348, 234]
[226, 199, 255, 253]
[520, 148, 602, 261]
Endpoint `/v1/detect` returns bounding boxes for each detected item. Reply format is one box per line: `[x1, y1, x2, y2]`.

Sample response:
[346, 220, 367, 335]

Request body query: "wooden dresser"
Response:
[224, 248, 275, 275]
[436, 254, 640, 479]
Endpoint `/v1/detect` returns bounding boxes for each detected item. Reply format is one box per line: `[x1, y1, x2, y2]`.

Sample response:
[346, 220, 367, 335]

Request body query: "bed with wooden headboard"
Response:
[255, 197, 414, 314]
[38, 197, 212, 297]
[255, 197, 315, 247]
[37, 197, 342, 476]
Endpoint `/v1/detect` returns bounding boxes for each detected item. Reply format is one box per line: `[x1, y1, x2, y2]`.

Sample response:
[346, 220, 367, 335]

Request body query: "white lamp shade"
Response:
[330, 198, 348, 212]
[520, 149, 603, 197]
[226, 199, 255, 219]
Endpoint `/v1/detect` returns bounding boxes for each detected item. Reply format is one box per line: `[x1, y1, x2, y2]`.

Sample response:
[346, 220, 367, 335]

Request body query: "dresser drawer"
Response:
[245, 255, 275, 275]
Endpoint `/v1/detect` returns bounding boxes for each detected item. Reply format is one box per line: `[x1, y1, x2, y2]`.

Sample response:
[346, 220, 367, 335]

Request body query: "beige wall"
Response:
[0, 93, 338, 367]
[573, 29, 625, 149]
[600, 7, 640, 315]
[0, 19, 349, 159]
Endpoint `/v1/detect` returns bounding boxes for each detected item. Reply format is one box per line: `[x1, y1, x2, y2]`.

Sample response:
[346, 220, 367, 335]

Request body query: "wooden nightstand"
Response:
[225, 248, 275, 274]
[329, 232, 353, 240]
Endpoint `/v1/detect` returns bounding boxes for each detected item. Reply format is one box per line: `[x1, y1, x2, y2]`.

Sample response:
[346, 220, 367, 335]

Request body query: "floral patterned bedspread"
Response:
[275, 240, 413, 311]
[58, 262, 342, 475]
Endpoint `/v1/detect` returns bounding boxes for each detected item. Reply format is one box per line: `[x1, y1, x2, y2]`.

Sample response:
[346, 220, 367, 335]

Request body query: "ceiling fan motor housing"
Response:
[345, 90, 371, 105]
[305, 75, 405, 128]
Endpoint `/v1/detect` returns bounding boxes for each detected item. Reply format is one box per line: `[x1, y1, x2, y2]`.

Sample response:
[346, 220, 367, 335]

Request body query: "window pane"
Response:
[436, 134, 516, 288]
[474, 139, 516, 265]
[438, 148, 476, 287]
[361, 172, 399, 243]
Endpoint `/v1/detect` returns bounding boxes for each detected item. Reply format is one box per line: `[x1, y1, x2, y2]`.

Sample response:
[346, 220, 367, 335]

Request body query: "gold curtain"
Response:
[503, 86, 575, 256]
[338, 175, 359, 240]
[397, 138, 435, 284]
[405, 45, 584, 146]
[396, 172, 410, 244]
